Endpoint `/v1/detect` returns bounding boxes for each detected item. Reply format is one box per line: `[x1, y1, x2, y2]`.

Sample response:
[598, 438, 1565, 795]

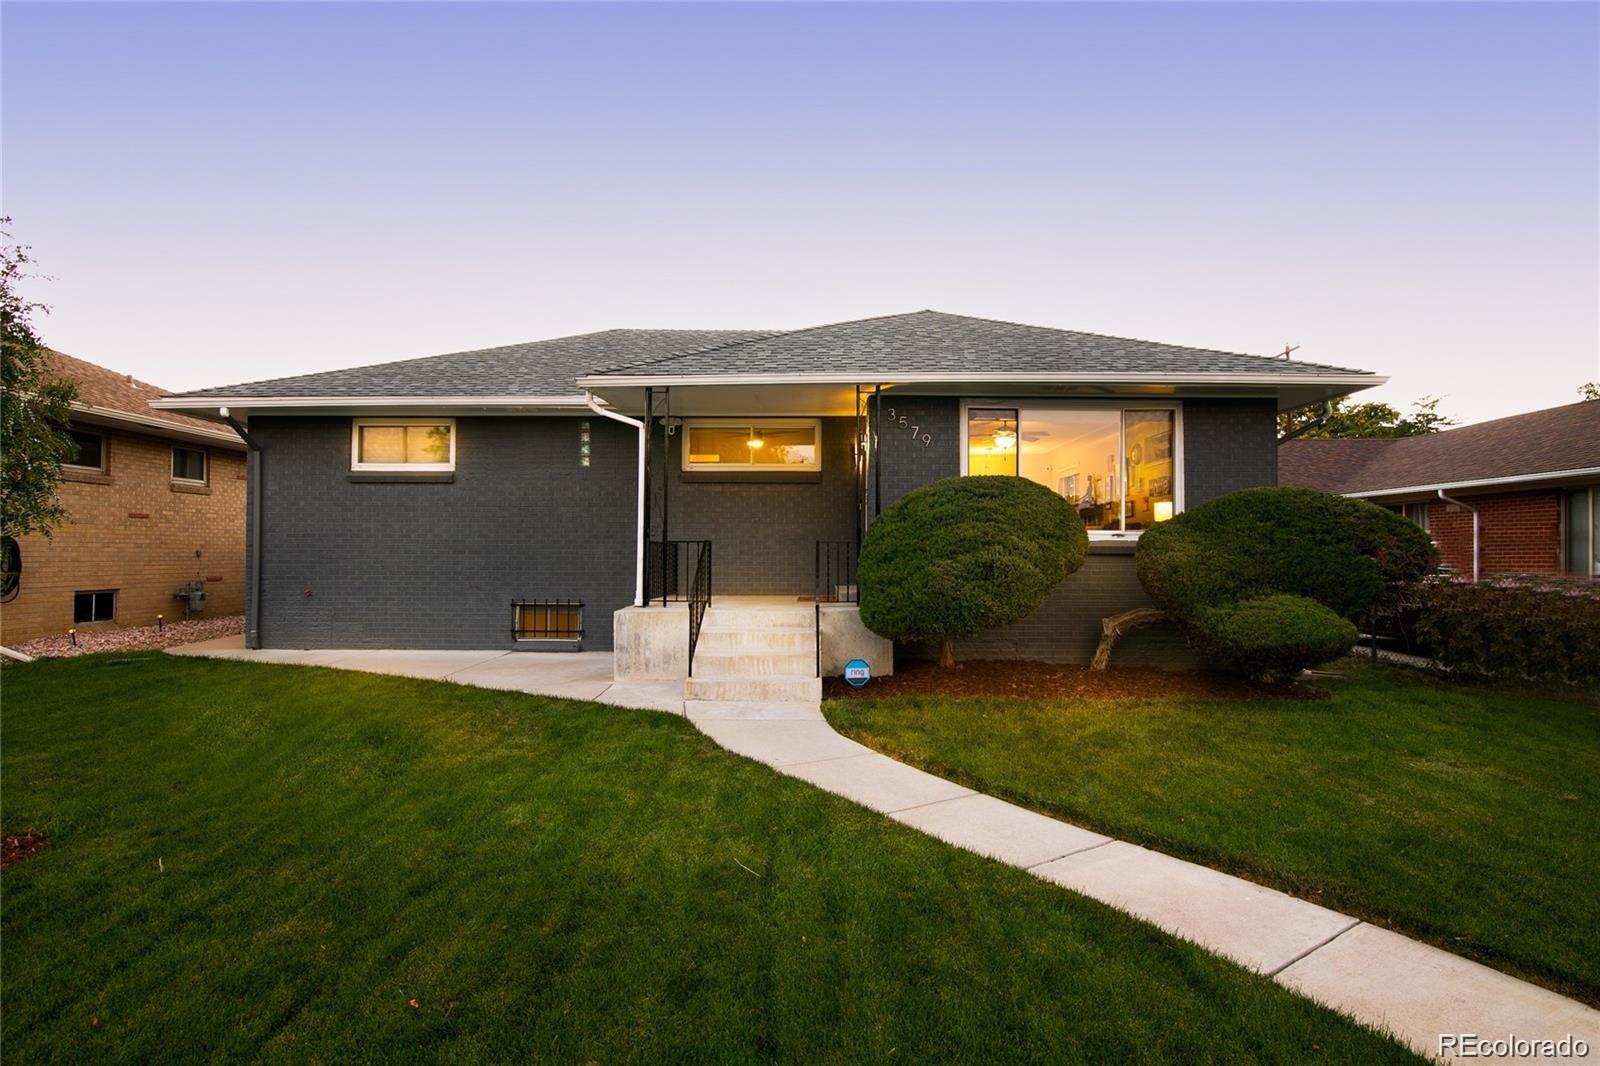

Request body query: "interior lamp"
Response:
[746, 429, 764, 449]
[992, 427, 1017, 451]
[1153, 500, 1174, 522]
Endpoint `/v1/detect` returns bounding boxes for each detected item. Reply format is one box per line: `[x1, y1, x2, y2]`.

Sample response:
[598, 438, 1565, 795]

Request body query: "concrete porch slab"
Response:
[694, 719, 870, 768]
[1032, 841, 1358, 975]
[780, 752, 975, 813]
[890, 793, 1112, 870]
[1276, 923, 1600, 1061]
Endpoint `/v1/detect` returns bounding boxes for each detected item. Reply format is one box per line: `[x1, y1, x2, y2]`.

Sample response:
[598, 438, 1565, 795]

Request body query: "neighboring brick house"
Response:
[1279, 400, 1600, 580]
[152, 310, 1385, 673]
[0, 353, 248, 645]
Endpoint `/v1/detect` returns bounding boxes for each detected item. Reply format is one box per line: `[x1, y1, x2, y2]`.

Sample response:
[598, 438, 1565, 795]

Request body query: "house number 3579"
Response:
[883, 408, 933, 447]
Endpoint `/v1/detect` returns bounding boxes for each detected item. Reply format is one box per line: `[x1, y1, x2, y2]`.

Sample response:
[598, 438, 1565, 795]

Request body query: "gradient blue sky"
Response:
[4, 2, 1596, 424]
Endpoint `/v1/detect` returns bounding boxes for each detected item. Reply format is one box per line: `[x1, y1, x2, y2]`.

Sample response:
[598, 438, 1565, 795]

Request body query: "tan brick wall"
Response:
[1, 426, 246, 645]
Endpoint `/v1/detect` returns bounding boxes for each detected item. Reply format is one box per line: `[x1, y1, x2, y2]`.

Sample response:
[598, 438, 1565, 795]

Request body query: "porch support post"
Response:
[643, 387, 653, 603]
[584, 392, 646, 606]
[661, 386, 671, 607]
[872, 384, 883, 518]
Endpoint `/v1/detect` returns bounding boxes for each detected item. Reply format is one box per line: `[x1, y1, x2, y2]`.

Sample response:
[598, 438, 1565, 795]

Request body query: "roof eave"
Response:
[1344, 467, 1600, 499]
[70, 403, 247, 450]
[149, 394, 591, 419]
[575, 370, 1385, 389]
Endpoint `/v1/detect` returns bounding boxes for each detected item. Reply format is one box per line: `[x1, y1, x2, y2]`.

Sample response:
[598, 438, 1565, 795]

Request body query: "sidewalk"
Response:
[171, 638, 1599, 1062]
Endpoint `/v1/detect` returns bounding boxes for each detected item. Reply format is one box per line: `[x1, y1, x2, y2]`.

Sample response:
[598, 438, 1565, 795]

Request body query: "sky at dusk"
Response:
[3, 1, 1596, 426]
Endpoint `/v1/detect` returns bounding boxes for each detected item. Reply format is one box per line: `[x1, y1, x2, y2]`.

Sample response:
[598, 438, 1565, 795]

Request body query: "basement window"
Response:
[682, 419, 821, 472]
[73, 589, 117, 624]
[512, 600, 584, 643]
[352, 418, 456, 472]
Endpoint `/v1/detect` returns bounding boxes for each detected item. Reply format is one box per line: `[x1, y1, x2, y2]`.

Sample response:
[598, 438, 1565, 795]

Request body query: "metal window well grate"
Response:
[512, 599, 584, 643]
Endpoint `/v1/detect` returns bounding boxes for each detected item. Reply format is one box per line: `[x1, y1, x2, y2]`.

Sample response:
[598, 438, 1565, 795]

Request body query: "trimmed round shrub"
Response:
[1192, 595, 1358, 681]
[1136, 487, 1436, 678]
[858, 476, 1087, 666]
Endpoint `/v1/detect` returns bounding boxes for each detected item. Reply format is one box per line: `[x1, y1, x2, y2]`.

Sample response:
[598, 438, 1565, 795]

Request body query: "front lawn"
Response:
[0, 654, 1412, 1062]
[825, 661, 1600, 1003]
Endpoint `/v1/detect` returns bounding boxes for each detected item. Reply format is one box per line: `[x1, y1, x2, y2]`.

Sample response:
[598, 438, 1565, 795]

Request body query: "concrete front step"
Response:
[696, 627, 815, 653]
[685, 675, 823, 702]
[699, 607, 814, 630]
[692, 651, 815, 678]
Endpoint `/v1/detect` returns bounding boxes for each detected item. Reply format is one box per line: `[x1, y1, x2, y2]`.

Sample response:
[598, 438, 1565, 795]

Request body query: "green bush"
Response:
[858, 476, 1087, 666]
[1417, 577, 1600, 690]
[1192, 595, 1358, 681]
[1136, 487, 1436, 678]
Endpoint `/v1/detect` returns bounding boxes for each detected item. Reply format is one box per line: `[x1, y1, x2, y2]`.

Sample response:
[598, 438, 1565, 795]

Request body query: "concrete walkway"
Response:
[171, 638, 1598, 1062]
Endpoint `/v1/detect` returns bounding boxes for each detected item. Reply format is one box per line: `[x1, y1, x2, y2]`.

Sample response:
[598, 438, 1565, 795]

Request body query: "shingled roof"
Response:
[583, 311, 1372, 381]
[161, 312, 1376, 409]
[47, 351, 244, 446]
[168, 329, 777, 401]
[1279, 400, 1600, 497]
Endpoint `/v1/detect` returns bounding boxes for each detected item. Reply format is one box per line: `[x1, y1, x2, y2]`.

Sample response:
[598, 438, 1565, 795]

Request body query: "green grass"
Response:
[0, 654, 1413, 1063]
[824, 661, 1600, 1003]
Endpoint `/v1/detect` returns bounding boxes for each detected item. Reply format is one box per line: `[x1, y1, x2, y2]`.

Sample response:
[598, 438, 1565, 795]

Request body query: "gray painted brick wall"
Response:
[250, 415, 636, 649]
[1181, 398, 1279, 505]
[661, 417, 857, 595]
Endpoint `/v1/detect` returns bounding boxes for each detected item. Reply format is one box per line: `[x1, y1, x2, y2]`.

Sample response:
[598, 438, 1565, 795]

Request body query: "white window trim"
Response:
[351, 417, 457, 472]
[681, 418, 823, 473]
[958, 399, 1184, 541]
[171, 445, 208, 485]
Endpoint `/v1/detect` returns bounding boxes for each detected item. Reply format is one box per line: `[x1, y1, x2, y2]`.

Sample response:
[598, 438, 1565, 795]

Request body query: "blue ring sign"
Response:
[843, 658, 872, 688]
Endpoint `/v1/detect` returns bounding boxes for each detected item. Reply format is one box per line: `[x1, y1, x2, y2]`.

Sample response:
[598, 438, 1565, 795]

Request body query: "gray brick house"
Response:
[155, 311, 1383, 674]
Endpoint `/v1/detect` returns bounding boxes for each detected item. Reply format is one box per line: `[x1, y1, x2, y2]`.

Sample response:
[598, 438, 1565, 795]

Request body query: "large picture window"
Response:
[964, 403, 1179, 534]
[351, 418, 455, 472]
[682, 419, 820, 472]
[1565, 487, 1599, 578]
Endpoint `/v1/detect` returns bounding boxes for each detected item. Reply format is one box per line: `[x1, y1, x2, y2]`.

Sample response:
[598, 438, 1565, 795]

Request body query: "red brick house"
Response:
[1279, 400, 1600, 580]
[0, 353, 248, 645]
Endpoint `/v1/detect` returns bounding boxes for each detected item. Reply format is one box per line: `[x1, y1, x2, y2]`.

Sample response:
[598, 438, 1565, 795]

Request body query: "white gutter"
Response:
[150, 394, 588, 411]
[585, 393, 647, 607]
[1436, 489, 1481, 582]
[1343, 467, 1600, 500]
[73, 403, 247, 448]
[576, 370, 1386, 389]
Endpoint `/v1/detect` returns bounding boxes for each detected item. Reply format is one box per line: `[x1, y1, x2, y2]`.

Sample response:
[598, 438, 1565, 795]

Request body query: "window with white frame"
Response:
[965, 403, 1180, 534]
[1401, 502, 1430, 531]
[171, 446, 207, 483]
[682, 419, 821, 472]
[1565, 487, 1599, 578]
[65, 427, 106, 472]
[351, 418, 456, 472]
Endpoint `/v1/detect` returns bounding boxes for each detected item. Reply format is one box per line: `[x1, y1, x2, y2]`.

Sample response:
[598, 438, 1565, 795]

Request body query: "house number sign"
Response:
[882, 407, 934, 447]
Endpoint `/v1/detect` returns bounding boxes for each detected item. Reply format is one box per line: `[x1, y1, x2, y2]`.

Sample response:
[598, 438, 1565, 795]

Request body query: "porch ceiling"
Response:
[586, 378, 1373, 415]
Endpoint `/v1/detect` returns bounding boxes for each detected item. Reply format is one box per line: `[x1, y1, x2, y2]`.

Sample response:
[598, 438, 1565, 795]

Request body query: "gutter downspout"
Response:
[220, 408, 264, 648]
[1436, 488, 1480, 582]
[1277, 401, 1333, 445]
[586, 393, 646, 606]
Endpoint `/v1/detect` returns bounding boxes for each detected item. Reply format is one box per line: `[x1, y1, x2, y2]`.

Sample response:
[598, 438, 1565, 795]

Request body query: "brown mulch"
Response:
[2, 831, 49, 872]
[824, 658, 1324, 701]
[12, 615, 244, 659]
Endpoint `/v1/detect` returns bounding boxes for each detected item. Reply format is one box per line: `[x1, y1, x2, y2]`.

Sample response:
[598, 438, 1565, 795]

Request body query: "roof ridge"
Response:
[590, 310, 938, 374]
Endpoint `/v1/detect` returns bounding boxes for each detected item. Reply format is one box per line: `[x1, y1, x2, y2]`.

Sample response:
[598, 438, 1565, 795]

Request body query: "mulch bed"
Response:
[824, 658, 1323, 701]
[11, 615, 243, 659]
[2, 831, 49, 872]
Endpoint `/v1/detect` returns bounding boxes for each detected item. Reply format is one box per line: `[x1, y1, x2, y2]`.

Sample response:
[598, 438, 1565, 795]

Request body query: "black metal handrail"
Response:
[647, 539, 706, 605]
[814, 540, 859, 676]
[686, 540, 712, 677]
